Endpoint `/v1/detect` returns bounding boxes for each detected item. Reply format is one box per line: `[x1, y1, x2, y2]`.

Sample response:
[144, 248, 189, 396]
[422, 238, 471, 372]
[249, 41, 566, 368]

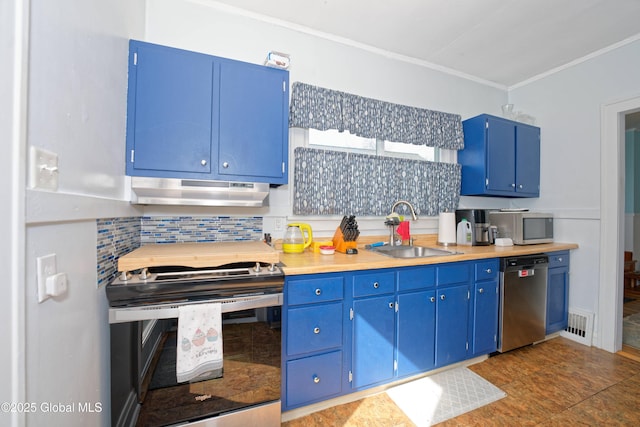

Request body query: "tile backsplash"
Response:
[96, 217, 141, 286]
[141, 216, 263, 244]
[96, 216, 263, 286]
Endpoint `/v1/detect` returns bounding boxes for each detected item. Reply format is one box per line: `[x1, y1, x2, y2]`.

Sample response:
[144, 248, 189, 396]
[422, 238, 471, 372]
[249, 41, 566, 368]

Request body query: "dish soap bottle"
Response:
[457, 219, 472, 245]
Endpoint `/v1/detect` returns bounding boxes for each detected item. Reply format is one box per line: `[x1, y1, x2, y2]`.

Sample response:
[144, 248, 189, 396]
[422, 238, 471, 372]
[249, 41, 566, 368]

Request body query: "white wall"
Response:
[24, 0, 145, 425]
[1, 1, 28, 425]
[509, 39, 640, 349]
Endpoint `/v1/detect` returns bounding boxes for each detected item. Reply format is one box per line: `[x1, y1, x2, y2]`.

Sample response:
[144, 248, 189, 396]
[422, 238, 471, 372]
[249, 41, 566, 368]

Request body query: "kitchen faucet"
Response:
[387, 200, 418, 246]
[391, 200, 418, 221]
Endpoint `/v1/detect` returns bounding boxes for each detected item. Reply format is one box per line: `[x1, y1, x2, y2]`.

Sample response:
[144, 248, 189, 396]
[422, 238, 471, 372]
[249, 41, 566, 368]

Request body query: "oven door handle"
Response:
[109, 293, 283, 324]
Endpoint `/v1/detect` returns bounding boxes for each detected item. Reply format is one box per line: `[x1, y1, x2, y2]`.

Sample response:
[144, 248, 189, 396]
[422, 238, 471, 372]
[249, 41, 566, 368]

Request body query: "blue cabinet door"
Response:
[126, 41, 215, 176]
[352, 295, 395, 388]
[435, 284, 469, 367]
[397, 290, 436, 377]
[471, 280, 499, 356]
[547, 251, 570, 334]
[515, 124, 541, 196]
[218, 59, 289, 183]
[486, 116, 516, 194]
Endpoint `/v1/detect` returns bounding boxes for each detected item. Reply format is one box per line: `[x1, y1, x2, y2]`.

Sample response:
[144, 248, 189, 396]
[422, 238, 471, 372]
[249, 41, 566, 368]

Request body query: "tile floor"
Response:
[282, 337, 640, 426]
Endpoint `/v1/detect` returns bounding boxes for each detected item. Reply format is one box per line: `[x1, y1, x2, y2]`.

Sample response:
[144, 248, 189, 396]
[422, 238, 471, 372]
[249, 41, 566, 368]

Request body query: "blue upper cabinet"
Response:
[459, 114, 540, 197]
[125, 40, 289, 185]
[218, 60, 289, 181]
[126, 41, 216, 175]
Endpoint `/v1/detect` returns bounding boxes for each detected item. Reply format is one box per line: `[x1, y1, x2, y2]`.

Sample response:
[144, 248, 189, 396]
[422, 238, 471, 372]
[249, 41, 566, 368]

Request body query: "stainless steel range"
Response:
[107, 242, 283, 427]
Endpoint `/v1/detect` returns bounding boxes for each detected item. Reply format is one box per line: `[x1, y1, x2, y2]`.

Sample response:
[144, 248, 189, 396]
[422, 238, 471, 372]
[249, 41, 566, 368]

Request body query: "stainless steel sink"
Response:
[368, 245, 459, 259]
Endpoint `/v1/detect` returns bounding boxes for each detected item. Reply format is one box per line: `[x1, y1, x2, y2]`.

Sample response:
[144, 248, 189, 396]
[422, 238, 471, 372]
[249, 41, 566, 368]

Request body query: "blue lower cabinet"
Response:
[351, 295, 396, 388]
[285, 351, 342, 408]
[471, 280, 499, 356]
[435, 283, 470, 367]
[283, 274, 345, 411]
[546, 251, 570, 334]
[283, 259, 503, 411]
[397, 290, 436, 377]
[287, 303, 343, 356]
[471, 259, 499, 356]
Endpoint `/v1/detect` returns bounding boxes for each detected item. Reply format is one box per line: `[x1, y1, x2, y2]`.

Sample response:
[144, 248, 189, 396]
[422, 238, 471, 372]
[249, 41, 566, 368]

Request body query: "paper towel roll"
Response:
[437, 212, 457, 246]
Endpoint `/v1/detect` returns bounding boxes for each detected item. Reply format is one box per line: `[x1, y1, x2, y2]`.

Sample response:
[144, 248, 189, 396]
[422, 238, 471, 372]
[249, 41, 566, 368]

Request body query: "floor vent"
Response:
[560, 308, 594, 346]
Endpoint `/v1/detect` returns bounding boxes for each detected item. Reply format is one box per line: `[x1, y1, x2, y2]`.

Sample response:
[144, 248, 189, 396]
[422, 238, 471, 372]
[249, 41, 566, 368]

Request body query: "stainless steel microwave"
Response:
[489, 211, 553, 245]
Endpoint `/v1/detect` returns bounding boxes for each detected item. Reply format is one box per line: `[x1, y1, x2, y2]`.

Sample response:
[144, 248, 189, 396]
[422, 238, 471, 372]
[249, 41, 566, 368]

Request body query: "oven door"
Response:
[109, 294, 283, 427]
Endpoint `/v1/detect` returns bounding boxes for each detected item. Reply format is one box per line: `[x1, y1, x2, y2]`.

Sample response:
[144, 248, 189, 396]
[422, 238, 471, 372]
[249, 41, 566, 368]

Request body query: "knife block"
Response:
[332, 227, 358, 253]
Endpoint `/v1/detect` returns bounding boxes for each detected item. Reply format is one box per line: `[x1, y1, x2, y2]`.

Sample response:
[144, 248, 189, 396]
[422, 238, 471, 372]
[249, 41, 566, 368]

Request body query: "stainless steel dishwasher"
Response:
[498, 254, 548, 352]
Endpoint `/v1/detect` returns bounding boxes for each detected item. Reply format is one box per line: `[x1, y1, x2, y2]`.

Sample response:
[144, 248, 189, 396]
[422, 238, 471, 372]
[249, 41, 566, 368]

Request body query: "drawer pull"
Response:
[315, 288, 322, 296]
[430, 296, 435, 303]
[485, 268, 492, 274]
[388, 302, 394, 309]
[440, 294, 446, 301]
[478, 288, 484, 294]
[313, 375, 320, 384]
[373, 282, 379, 289]
[313, 327, 320, 334]
[558, 257, 563, 262]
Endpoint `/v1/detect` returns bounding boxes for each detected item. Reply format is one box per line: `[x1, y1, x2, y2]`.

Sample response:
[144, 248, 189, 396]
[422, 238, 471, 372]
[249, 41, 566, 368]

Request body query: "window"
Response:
[384, 140, 436, 161]
[308, 129, 437, 161]
[308, 129, 375, 151]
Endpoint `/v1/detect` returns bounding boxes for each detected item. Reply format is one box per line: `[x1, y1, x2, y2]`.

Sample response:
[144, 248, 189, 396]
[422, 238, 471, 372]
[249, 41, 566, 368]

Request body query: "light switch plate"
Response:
[29, 146, 59, 191]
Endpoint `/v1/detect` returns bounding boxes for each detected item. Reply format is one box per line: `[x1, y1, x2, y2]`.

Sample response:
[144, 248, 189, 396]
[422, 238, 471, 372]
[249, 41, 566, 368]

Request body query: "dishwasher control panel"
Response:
[501, 254, 549, 270]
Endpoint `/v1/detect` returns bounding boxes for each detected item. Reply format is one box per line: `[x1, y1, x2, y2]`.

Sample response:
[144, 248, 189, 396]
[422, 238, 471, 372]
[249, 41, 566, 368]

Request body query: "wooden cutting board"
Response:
[117, 241, 280, 272]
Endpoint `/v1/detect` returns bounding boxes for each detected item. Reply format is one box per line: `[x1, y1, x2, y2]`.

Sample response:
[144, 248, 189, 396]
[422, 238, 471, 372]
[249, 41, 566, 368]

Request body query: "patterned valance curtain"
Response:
[289, 82, 464, 150]
[293, 148, 461, 216]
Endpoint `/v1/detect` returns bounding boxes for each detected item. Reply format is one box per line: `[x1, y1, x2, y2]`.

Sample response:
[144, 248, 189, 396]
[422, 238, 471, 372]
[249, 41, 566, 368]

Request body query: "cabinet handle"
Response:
[313, 327, 320, 334]
[558, 257, 563, 262]
[478, 288, 484, 294]
[511, 183, 516, 188]
[373, 282, 379, 289]
[388, 302, 394, 309]
[440, 294, 446, 301]
[222, 161, 229, 168]
[313, 375, 320, 384]
[201, 159, 207, 166]
[485, 268, 492, 274]
[430, 296, 435, 303]
[315, 288, 322, 296]
[518, 184, 523, 189]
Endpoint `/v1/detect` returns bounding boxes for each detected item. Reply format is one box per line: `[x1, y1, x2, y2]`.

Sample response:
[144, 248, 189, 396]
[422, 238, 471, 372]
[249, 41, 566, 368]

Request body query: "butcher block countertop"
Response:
[279, 234, 578, 275]
[115, 235, 577, 275]
[117, 241, 280, 272]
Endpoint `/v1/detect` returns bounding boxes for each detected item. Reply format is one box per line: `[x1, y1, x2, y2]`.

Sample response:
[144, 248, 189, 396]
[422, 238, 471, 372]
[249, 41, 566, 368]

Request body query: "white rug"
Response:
[386, 367, 506, 426]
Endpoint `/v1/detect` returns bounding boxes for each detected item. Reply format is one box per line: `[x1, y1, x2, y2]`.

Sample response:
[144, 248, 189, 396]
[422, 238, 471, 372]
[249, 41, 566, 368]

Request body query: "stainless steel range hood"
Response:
[130, 177, 270, 207]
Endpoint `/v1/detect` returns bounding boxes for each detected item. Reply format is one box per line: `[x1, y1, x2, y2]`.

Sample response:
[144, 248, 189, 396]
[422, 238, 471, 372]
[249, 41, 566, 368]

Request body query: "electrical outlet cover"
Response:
[36, 254, 57, 303]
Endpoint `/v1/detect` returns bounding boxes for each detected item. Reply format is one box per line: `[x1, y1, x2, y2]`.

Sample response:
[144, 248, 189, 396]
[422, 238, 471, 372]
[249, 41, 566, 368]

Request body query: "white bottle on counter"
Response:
[456, 219, 472, 245]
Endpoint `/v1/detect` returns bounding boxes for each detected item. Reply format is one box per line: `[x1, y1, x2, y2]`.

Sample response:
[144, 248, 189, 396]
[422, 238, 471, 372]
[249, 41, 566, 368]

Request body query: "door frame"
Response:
[600, 95, 640, 352]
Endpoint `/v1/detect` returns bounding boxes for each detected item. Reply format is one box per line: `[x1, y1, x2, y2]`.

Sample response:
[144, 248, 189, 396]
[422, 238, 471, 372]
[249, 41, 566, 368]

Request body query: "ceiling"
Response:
[208, 0, 640, 88]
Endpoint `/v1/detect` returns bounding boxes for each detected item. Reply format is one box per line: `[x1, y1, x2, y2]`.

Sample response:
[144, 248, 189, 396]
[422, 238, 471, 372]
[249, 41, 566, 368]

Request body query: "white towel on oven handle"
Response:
[176, 302, 223, 383]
